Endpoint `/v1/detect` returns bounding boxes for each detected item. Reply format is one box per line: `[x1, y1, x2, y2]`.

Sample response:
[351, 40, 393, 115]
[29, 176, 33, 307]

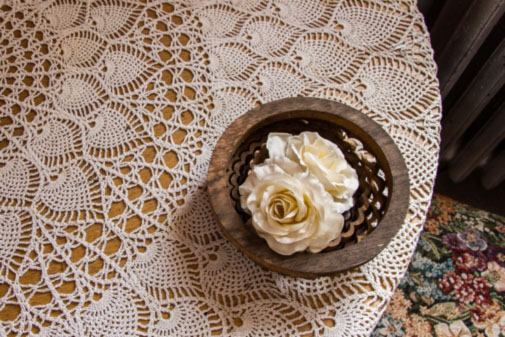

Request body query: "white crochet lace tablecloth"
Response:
[0, 0, 441, 336]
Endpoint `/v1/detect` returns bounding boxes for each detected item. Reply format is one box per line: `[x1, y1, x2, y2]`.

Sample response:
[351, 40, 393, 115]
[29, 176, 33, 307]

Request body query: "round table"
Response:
[0, 1, 441, 336]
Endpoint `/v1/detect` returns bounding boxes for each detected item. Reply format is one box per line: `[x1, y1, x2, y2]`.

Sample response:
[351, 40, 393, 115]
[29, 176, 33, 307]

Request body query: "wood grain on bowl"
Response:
[207, 97, 409, 278]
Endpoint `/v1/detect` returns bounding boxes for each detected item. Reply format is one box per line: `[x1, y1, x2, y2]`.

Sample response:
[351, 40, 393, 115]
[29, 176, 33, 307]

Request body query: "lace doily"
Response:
[0, 0, 441, 336]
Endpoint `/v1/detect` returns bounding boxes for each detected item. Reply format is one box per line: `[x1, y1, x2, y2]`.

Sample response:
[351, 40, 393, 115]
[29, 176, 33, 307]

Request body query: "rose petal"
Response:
[266, 133, 290, 159]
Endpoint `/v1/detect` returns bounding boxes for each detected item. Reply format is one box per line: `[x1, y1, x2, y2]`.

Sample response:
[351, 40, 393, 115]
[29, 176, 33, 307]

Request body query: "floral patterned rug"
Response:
[373, 194, 505, 337]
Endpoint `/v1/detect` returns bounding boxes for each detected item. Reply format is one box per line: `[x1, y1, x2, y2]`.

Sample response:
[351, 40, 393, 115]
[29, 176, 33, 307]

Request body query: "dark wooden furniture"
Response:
[428, 0, 505, 189]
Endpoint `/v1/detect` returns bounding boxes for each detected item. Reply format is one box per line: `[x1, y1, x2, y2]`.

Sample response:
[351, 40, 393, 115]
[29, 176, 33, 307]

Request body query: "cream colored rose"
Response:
[434, 321, 472, 337]
[239, 159, 344, 255]
[267, 131, 359, 213]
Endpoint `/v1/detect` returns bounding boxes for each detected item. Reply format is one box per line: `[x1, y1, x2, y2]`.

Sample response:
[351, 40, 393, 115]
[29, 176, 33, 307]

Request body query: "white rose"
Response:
[239, 159, 344, 255]
[267, 131, 359, 213]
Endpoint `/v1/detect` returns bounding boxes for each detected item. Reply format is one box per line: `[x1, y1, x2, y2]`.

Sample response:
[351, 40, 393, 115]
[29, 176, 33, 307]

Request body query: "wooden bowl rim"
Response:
[207, 97, 410, 278]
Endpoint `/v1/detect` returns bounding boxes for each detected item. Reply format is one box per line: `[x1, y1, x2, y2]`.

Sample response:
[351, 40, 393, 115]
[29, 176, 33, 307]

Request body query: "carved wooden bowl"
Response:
[207, 97, 409, 278]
